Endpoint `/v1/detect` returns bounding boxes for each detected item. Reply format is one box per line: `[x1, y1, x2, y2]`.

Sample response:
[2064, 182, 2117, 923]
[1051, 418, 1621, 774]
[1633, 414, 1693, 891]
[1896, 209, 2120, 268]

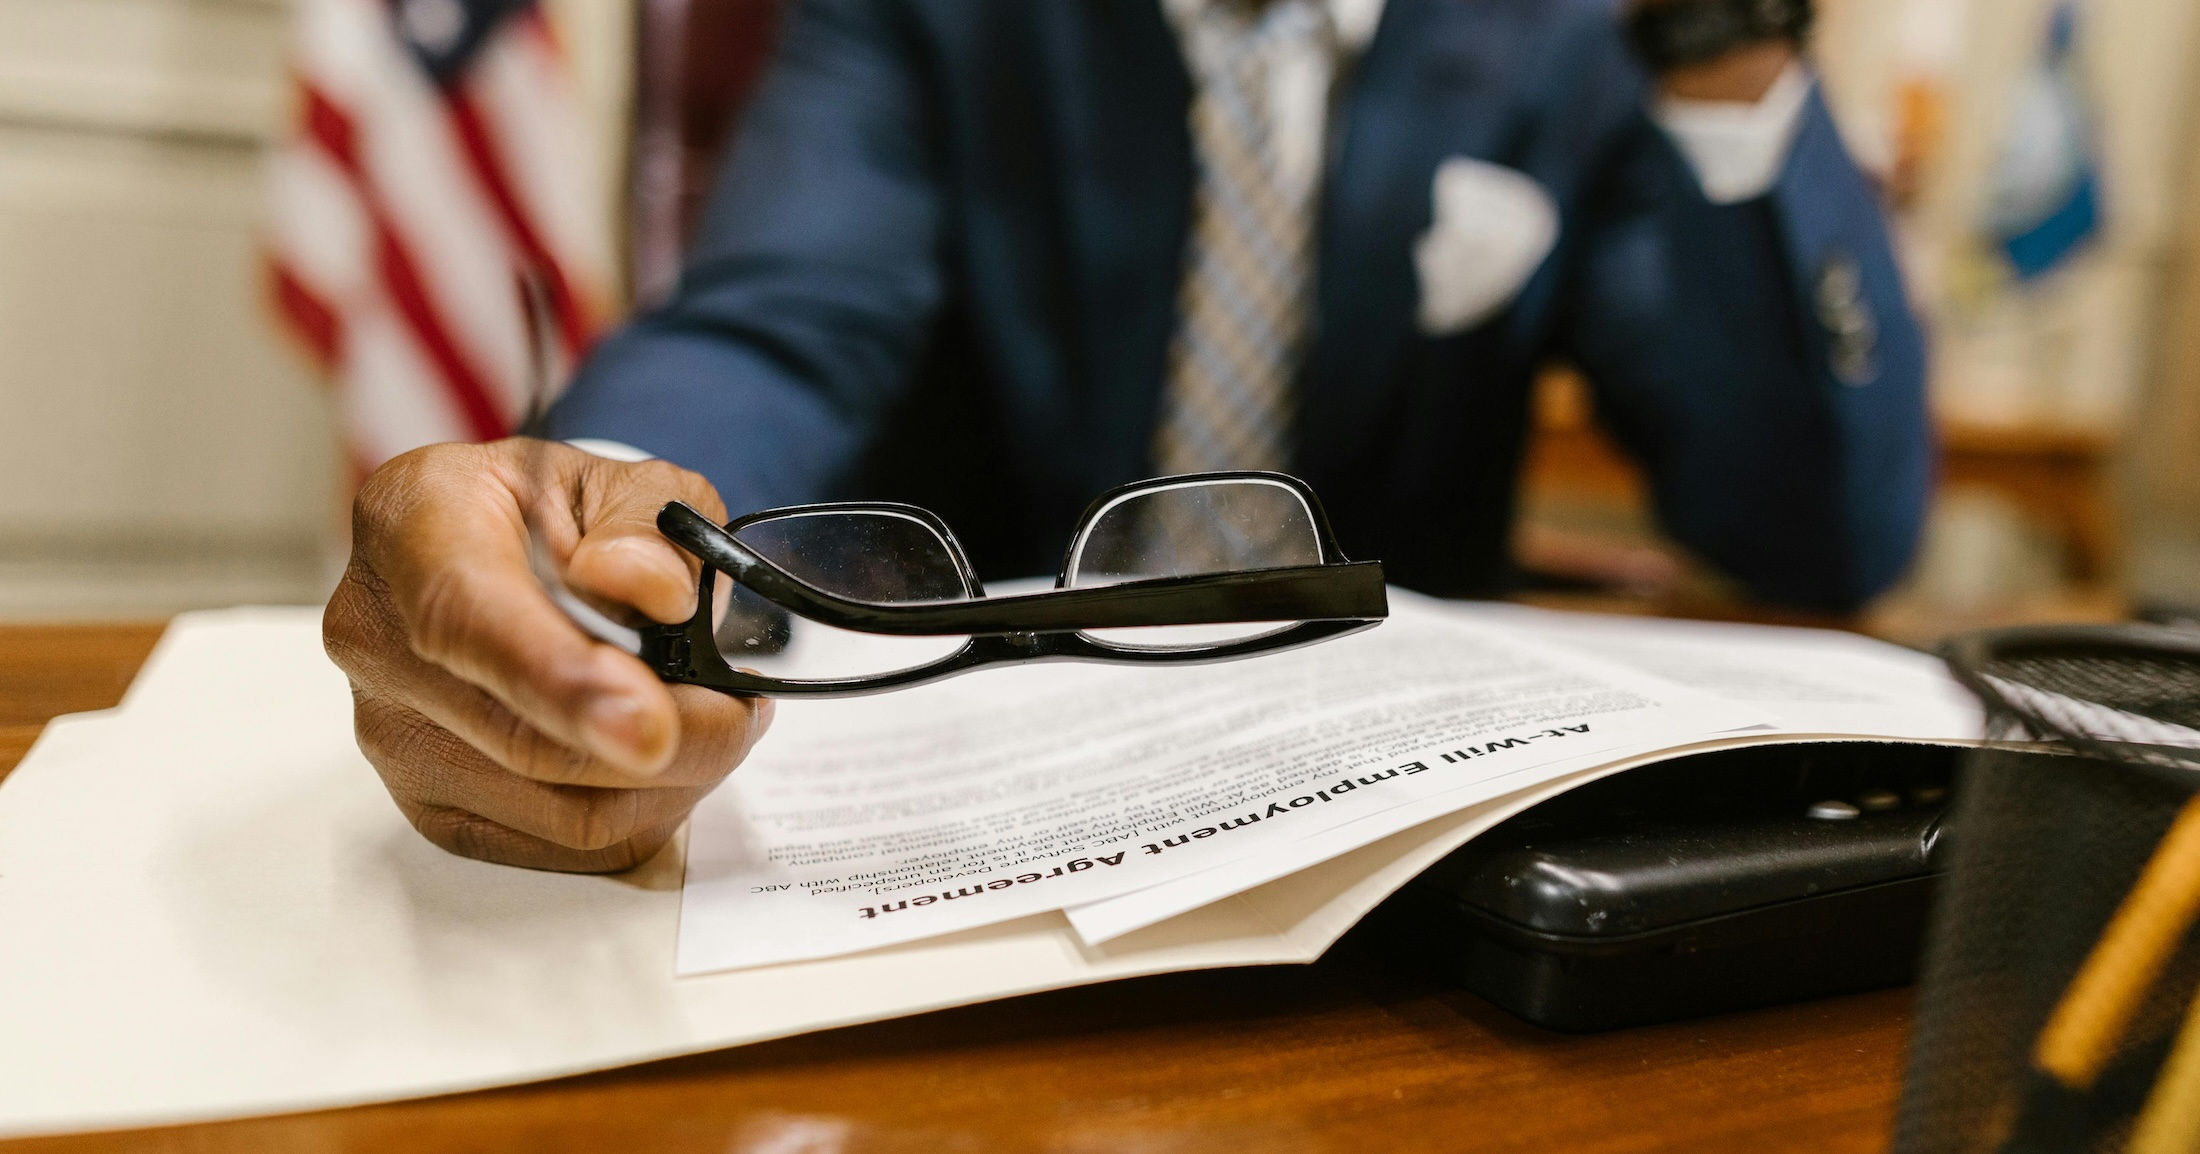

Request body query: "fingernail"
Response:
[583, 691, 668, 771]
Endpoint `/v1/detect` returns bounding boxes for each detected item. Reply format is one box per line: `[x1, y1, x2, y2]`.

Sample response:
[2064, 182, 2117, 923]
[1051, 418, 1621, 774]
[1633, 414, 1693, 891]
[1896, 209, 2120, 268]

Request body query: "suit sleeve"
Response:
[543, 0, 942, 516]
[1559, 69, 1932, 611]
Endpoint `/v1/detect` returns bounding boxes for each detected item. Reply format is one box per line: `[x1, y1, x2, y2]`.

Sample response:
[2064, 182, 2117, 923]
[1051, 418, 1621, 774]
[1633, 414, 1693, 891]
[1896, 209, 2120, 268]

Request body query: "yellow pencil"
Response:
[2035, 794, 2200, 1090]
[2129, 981, 2200, 1154]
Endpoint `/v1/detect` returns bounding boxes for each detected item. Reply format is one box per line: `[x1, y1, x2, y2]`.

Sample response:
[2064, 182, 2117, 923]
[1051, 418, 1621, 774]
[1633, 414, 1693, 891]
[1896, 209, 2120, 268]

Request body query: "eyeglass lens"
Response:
[1065, 477, 1322, 648]
[715, 509, 974, 682]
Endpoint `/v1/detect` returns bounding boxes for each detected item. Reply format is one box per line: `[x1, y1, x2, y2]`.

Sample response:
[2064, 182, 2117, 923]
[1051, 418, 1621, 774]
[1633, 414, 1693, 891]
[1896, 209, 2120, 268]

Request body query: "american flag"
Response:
[266, 0, 617, 472]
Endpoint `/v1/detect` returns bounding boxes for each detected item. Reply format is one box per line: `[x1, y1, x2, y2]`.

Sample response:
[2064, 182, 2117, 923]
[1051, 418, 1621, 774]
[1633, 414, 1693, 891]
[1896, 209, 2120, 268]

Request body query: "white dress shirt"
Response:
[1160, 0, 1809, 206]
[1654, 62, 1813, 204]
[1159, 0, 1385, 201]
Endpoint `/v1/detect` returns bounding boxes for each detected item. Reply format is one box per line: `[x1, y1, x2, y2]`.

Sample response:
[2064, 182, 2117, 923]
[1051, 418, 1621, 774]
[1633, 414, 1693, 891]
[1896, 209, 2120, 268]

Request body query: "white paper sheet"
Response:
[677, 600, 1764, 973]
[1061, 597, 1984, 944]
[1445, 601, 1983, 738]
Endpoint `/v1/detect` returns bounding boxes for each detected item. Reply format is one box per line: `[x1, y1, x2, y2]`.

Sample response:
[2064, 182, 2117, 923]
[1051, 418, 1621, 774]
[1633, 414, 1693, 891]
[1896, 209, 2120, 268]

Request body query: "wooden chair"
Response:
[627, 0, 786, 309]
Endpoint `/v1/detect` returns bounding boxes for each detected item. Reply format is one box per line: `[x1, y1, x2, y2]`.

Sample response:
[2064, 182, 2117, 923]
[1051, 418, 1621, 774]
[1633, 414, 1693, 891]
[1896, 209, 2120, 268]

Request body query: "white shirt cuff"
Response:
[1653, 63, 1812, 205]
[565, 438, 656, 463]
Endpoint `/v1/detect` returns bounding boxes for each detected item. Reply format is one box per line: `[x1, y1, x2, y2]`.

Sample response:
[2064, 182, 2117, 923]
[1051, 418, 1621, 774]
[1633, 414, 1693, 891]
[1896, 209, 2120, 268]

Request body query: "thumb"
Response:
[560, 455, 730, 626]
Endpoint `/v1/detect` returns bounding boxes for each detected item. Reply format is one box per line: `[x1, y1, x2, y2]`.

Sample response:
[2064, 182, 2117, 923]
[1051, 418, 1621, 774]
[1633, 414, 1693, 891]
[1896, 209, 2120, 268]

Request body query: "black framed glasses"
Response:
[635, 471, 1388, 697]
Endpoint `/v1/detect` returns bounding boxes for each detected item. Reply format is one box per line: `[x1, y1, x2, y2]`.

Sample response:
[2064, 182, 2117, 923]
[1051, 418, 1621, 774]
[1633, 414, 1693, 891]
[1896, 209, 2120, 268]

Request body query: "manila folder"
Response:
[0, 609, 1612, 1138]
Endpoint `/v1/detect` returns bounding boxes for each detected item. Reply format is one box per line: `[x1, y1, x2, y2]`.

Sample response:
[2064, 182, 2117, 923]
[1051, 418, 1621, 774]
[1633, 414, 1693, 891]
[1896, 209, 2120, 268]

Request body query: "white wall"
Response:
[0, 0, 337, 617]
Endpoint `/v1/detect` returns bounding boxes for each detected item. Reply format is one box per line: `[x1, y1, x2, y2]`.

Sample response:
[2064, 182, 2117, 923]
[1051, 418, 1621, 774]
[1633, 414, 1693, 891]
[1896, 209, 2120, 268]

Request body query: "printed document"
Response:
[1060, 597, 1983, 943]
[677, 600, 1762, 973]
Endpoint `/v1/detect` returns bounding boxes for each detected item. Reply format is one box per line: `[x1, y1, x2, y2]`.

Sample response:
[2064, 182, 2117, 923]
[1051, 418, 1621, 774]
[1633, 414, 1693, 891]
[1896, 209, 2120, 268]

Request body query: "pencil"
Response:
[2034, 794, 2200, 1090]
[2130, 981, 2200, 1154]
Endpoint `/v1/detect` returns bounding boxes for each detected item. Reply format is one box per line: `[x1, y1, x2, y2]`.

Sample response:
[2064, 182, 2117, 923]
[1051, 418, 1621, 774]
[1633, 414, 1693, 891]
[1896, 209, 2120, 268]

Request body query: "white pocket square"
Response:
[1413, 158, 1560, 335]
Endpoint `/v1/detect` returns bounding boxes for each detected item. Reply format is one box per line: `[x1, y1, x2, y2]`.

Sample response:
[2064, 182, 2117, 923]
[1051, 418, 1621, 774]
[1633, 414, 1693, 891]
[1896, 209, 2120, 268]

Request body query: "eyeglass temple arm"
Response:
[657, 501, 1388, 637]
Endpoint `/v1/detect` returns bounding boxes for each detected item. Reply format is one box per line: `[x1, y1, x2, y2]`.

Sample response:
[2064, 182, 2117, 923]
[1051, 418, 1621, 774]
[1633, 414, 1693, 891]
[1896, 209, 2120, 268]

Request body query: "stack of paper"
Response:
[676, 594, 1977, 970]
[0, 598, 1978, 1138]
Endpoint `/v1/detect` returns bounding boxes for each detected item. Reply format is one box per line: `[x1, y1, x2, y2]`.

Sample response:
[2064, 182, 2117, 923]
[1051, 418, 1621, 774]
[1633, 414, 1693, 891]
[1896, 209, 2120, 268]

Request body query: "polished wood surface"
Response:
[0, 622, 165, 784]
[0, 623, 1912, 1153]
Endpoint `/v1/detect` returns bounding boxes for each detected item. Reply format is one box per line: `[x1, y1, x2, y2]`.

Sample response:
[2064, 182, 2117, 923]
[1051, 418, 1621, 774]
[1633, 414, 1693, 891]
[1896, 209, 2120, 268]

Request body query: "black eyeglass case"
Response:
[1376, 741, 1963, 1033]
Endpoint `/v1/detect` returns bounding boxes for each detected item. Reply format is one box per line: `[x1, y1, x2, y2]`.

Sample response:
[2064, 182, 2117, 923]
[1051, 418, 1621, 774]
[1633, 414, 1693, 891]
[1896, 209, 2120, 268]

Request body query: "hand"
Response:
[324, 439, 772, 873]
[1625, 0, 1802, 103]
[1661, 38, 1794, 103]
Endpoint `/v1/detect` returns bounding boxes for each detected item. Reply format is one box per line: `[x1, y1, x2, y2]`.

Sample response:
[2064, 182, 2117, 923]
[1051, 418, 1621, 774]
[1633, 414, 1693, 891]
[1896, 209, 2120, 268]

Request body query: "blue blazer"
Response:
[547, 0, 1932, 609]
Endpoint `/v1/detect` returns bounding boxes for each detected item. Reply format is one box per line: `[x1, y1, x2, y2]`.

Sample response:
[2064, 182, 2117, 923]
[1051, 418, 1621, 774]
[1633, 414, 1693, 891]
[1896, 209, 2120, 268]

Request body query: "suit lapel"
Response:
[1029, 0, 1194, 492]
[1298, 0, 1514, 484]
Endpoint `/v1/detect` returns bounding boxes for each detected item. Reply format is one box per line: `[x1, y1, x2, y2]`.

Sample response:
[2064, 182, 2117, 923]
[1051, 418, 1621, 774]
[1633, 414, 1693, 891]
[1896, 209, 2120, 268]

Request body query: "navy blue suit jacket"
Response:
[547, 0, 1932, 609]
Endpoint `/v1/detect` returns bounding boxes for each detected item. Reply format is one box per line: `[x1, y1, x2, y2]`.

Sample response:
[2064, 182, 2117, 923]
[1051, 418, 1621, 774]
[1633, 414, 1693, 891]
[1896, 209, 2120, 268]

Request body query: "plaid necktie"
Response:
[1153, 0, 1335, 477]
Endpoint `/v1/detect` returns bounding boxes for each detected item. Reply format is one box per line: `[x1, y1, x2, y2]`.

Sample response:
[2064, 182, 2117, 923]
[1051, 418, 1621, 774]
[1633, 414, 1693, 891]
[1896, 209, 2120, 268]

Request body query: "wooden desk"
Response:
[0, 623, 1912, 1154]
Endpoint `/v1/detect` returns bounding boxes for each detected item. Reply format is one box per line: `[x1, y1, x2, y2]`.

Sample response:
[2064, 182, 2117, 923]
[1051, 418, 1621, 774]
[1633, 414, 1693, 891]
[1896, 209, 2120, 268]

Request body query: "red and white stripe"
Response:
[266, 0, 615, 472]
